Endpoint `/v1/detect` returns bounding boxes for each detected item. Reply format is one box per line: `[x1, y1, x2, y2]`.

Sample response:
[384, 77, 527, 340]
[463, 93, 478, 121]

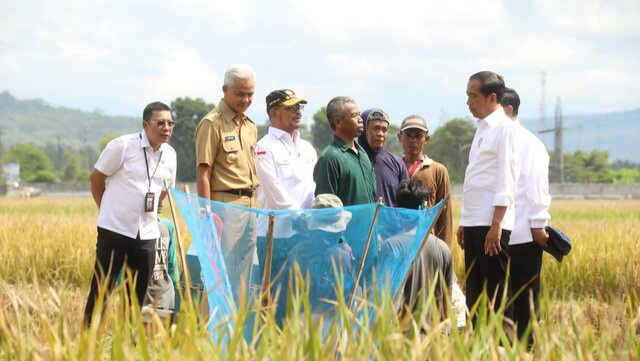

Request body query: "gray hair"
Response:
[326, 96, 356, 130]
[223, 64, 256, 86]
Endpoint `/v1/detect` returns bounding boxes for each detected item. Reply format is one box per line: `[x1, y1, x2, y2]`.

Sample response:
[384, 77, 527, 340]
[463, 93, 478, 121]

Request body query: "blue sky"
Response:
[1, 0, 639, 131]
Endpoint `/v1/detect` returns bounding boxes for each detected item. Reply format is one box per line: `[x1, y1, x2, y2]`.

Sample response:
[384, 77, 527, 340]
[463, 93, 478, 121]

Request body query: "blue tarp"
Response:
[170, 188, 443, 340]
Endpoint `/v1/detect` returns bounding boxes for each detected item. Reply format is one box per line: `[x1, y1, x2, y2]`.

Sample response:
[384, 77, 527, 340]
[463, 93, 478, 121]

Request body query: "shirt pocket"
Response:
[275, 155, 296, 179]
[122, 154, 147, 178]
[221, 131, 241, 153]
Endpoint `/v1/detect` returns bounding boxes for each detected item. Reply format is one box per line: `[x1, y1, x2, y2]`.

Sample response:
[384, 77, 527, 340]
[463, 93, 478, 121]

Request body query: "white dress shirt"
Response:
[510, 120, 551, 245]
[256, 127, 317, 237]
[460, 107, 519, 230]
[95, 131, 177, 239]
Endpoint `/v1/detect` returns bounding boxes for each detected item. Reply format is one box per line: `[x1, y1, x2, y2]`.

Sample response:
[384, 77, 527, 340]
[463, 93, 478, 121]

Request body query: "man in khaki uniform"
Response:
[195, 64, 259, 303]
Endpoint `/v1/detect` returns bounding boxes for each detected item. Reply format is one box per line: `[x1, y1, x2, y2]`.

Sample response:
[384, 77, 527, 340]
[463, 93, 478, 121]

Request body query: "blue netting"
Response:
[170, 188, 442, 340]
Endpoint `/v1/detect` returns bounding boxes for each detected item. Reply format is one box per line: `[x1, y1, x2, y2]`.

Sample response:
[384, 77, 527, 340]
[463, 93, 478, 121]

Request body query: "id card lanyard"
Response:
[141, 133, 163, 212]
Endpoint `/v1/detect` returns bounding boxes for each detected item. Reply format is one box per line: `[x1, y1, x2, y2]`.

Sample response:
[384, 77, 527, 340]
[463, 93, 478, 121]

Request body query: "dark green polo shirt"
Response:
[313, 136, 376, 206]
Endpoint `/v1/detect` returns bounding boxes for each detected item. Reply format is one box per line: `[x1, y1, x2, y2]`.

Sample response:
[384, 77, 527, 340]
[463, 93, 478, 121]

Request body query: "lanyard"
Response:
[140, 133, 163, 191]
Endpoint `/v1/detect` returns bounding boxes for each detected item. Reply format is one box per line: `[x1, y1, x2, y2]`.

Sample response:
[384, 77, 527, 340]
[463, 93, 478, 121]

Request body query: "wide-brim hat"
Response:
[544, 226, 572, 262]
[306, 194, 352, 233]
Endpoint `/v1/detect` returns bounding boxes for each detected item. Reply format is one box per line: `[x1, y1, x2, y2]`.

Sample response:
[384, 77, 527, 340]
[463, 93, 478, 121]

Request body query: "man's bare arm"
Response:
[196, 164, 212, 201]
[90, 168, 107, 209]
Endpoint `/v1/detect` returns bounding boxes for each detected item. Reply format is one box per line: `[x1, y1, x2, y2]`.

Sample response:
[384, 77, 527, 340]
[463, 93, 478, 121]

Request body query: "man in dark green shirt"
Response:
[313, 96, 376, 206]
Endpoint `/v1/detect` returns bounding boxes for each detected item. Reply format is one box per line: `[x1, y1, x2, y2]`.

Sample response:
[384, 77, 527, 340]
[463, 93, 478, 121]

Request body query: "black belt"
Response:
[220, 189, 255, 197]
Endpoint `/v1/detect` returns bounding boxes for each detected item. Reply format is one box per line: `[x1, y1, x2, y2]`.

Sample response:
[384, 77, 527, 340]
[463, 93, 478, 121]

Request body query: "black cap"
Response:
[266, 89, 307, 112]
[543, 226, 572, 262]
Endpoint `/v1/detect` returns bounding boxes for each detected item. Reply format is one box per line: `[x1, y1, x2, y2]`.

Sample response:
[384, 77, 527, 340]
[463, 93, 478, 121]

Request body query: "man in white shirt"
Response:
[502, 88, 551, 347]
[255, 89, 317, 286]
[457, 71, 519, 324]
[84, 101, 177, 328]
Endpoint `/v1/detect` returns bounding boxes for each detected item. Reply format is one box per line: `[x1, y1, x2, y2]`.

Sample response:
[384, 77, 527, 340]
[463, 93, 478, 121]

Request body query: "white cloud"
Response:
[0, 0, 638, 122]
[131, 45, 220, 106]
[534, 0, 640, 37]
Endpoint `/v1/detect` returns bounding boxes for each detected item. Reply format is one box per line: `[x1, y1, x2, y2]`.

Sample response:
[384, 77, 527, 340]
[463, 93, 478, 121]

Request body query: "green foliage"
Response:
[60, 150, 90, 182]
[424, 117, 476, 184]
[257, 121, 270, 140]
[311, 107, 332, 152]
[384, 123, 403, 156]
[611, 168, 640, 184]
[30, 170, 58, 182]
[612, 159, 640, 170]
[99, 132, 120, 152]
[0, 91, 139, 151]
[560, 150, 614, 183]
[170, 97, 216, 182]
[1, 144, 57, 182]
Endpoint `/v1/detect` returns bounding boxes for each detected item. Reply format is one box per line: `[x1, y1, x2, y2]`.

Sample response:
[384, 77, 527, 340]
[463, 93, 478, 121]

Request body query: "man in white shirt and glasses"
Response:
[84, 101, 177, 328]
[502, 87, 551, 348]
[457, 71, 519, 325]
[255, 89, 317, 285]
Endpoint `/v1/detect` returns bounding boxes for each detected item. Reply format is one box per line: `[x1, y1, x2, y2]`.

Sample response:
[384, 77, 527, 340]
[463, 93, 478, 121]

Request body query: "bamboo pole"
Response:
[261, 213, 276, 309]
[163, 180, 192, 305]
[348, 197, 383, 310]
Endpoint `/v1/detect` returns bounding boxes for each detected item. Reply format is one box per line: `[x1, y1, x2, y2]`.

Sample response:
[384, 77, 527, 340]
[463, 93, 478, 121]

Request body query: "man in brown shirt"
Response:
[194, 64, 259, 303]
[397, 115, 453, 246]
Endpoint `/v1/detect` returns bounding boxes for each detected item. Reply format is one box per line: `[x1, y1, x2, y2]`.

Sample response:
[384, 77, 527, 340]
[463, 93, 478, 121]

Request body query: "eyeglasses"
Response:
[147, 120, 176, 128]
[281, 104, 304, 113]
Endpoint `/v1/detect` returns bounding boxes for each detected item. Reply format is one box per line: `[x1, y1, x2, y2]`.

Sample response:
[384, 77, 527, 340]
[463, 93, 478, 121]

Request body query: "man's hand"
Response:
[532, 228, 549, 247]
[456, 226, 465, 250]
[484, 225, 502, 256]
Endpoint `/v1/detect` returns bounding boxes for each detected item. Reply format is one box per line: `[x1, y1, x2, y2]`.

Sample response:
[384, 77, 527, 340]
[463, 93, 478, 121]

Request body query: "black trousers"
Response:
[83, 227, 156, 327]
[464, 226, 513, 323]
[509, 241, 543, 346]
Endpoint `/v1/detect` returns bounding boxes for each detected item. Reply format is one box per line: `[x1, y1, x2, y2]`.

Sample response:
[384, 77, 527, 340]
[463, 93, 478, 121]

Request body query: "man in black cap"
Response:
[255, 89, 318, 290]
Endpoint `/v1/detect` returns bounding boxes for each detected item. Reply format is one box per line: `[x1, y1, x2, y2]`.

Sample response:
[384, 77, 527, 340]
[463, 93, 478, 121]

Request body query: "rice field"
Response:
[0, 196, 639, 360]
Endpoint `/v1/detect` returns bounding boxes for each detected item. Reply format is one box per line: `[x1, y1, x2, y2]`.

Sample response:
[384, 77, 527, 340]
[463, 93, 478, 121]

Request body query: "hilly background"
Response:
[1, 90, 639, 163]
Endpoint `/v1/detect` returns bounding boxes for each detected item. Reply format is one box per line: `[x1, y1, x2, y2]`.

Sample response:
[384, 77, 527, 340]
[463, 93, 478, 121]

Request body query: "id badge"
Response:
[145, 192, 155, 212]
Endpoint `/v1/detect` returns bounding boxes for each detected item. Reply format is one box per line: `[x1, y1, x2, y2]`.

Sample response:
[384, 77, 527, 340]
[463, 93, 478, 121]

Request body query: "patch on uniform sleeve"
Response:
[225, 135, 236, 142]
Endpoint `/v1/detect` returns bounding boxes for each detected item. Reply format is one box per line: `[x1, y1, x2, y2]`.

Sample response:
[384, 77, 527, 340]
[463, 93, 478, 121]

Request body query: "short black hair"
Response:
[396, 179, 430, 210]
[143, 101, 171, 121]
[469, 71, 505, 103]
[502, 87, 520, 116]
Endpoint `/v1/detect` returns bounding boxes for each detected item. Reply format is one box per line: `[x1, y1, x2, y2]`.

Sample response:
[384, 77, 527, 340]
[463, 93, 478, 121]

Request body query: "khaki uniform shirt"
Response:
[195, 99, 259, 195]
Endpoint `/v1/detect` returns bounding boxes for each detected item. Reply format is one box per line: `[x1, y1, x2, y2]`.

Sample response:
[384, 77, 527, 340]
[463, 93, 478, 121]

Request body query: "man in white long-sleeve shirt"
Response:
[255, 89, 317, 286]
[502, 88, 551, 348]
[457, 71, 519, 324]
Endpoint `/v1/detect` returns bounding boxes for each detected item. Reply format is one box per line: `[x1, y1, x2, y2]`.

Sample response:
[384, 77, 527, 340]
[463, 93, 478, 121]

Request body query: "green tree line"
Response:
[2, 97, 639, 185]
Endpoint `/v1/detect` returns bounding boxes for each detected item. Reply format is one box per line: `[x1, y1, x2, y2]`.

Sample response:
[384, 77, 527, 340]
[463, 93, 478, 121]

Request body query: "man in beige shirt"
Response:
[194, 64, 260, 303]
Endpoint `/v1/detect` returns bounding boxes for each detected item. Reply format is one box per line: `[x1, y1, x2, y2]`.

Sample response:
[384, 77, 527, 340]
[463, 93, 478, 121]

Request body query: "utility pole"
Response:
[0, 125, 5, 159]
[554, 97, 564, 184]
[539, 96, 566, 183]
[539, 71, 547, 148]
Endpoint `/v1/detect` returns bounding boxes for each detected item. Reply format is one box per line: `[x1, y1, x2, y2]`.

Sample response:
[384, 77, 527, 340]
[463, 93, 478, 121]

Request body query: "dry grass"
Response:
[1, 197, 639, 360]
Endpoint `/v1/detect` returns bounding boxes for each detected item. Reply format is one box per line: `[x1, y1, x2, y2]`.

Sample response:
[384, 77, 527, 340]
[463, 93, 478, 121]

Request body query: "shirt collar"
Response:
[332, 135, 365, 155]
[139, 131, 168, 152]
[480, 107, 506, 128]
[218, 99, 254, 124]
[420, 154, 434, 167]
[269, 126, 299, 143]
